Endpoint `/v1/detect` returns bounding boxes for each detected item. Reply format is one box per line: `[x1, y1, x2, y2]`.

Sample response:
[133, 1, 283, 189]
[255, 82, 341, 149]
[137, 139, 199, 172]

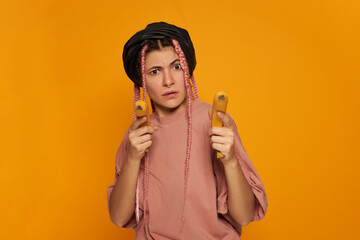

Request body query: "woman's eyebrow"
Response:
[148, 59, 180, 71]
[148, 65, 161, 71]
[170, 59, 180, 65]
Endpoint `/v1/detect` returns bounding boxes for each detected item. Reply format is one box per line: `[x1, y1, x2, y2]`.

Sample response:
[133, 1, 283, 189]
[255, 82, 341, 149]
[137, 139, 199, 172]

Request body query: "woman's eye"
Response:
[174, 64, 182, 70]
[150, 69, 159, 75]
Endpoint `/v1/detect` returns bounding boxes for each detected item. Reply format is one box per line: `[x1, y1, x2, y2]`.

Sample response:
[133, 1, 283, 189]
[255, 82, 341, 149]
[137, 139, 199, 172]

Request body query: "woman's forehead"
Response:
[145, 47, 179, 66]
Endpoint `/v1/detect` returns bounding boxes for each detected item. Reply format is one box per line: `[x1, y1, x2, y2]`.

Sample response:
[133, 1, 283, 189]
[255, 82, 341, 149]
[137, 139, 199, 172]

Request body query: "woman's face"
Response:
[144, 46, 188, 117]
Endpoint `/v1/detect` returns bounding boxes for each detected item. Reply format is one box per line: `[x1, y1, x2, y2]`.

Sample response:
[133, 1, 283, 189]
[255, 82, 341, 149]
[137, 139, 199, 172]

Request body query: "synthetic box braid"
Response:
[133, 38, 199, 232]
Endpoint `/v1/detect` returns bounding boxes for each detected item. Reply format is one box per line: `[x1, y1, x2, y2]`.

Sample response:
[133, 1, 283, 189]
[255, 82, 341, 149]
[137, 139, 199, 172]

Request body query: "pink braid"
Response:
[141, 45, 148, 101]
[133, 44, 150, 224]
[191, 75, 199, 99]
[133, 84, 141, 223]
[140, 44, 151, 224]
[172, 39, 193, 232]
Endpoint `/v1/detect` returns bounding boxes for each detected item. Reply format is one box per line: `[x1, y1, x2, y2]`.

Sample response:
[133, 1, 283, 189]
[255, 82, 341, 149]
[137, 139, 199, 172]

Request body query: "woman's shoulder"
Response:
[192, 98, 212, 126]
[193, 98, 212, 114]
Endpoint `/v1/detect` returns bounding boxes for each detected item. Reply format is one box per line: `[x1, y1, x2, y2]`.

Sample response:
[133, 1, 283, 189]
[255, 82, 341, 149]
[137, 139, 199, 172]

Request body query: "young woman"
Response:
[107, 22, 268, 239]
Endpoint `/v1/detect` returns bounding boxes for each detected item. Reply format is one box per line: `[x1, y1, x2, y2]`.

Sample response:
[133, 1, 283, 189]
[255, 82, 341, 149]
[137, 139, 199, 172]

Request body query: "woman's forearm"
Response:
[223, 157, 255, 226]
[109, 155, 141, 227]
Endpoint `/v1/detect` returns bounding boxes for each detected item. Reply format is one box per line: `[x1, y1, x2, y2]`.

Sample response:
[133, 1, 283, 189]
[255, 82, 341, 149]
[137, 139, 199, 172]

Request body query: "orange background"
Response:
[1, 0, 359, 239]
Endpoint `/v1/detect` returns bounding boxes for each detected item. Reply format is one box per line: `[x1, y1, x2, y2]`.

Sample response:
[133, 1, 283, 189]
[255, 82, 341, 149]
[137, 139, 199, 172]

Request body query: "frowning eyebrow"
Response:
[148, 59, 180, 71]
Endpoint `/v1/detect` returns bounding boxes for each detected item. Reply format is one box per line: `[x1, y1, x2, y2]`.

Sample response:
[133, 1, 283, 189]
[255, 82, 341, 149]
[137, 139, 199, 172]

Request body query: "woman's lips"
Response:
[162, 91, 178, 98]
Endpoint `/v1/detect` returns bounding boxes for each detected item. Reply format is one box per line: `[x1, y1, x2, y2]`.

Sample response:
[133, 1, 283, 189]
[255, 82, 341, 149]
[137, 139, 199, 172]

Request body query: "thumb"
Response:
[217, 111, 232, 128]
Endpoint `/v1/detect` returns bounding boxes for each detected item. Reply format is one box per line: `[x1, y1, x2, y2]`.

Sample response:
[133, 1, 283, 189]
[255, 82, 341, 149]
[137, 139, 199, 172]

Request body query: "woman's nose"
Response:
[163, 70, 174, 87]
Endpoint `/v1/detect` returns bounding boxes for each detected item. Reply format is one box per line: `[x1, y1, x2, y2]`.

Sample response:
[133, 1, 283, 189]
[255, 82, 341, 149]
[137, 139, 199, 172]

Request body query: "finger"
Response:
[217, 112, 232, 128]
[139, 140, 152, 152]
[133, 134, 152, 145]
[131, 116, 147, 130]
[132, 125, 156, 137]
[211, 126, 233, 136]
[210, 135, 229, 145]
[209, 126, 229, 135]
[212, 143, 225, 153]
[208, 127, 213, 137]
[212, 143, 230, 155]
[209, 127, 229, 137]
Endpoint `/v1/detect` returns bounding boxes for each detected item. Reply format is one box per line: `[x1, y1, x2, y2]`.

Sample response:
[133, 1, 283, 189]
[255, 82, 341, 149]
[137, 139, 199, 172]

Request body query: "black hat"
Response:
[123, 22, 196, 86]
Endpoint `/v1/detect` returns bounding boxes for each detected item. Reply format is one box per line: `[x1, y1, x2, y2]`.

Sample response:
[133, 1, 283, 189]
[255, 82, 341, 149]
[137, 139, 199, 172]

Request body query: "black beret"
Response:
[122, 22, 196, 86]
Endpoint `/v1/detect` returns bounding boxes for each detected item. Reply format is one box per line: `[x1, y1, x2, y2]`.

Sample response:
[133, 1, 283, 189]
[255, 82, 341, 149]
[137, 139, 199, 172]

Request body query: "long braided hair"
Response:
[133, 38, 199, 231]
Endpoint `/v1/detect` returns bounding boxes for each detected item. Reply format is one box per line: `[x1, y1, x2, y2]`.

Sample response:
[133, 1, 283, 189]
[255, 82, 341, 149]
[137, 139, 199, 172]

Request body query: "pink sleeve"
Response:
[214, 116, 268, 231]
[106, 130, 141, 229]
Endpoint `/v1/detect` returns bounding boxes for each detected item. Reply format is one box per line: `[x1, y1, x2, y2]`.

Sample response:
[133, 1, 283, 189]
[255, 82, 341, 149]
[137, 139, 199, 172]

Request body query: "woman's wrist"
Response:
[222, 156, 239, 169]
[125, 152, 142, 166]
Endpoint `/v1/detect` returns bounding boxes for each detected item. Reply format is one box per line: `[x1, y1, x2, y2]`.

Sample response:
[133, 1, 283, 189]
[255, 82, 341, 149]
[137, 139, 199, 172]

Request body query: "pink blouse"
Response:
[107, 98, 268, 239]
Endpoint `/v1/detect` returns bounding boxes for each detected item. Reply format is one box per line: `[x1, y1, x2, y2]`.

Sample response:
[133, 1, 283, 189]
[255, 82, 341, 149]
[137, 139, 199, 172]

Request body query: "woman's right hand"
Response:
[127, 116, 157, 162]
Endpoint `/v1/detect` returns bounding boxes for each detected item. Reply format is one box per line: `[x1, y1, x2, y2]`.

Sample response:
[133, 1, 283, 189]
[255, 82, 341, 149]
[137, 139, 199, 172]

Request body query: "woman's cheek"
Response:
[146, 81, 161, 99]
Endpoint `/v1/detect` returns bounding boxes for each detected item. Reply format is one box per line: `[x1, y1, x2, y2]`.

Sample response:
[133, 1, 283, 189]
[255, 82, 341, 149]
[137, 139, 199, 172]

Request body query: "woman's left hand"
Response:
[208, 111, 236, 165]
